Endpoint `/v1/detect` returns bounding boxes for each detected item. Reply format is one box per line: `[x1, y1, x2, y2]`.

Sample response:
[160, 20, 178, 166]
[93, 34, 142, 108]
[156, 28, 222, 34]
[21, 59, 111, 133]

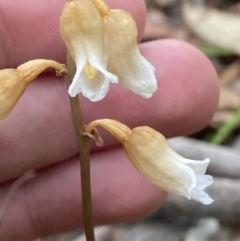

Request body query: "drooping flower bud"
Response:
[86, 119, 214, 205]
[0, 69, 26, 120]
[0, 59, 66, 120]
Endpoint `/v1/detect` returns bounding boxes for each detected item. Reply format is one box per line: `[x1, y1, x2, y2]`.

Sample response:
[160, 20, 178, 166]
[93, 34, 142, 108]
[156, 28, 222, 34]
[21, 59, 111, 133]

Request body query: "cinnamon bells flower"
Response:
[0, 60, 66, 120]
[59, 0, 157, 101]
[86, 119, 214, 205]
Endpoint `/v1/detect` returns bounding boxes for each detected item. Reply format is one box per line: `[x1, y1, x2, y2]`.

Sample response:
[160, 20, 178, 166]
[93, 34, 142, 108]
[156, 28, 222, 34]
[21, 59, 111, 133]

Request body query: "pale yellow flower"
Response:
[59, 0, 117, 101]
[86, 119, 214, 205]
[0, 60, 65, 119]
[104, 9, 157, 98]
[59, 0, 157, 101]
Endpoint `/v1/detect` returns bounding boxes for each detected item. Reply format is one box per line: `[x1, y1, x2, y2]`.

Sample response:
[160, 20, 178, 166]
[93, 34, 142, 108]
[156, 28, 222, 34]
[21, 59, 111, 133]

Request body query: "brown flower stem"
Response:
[64, 54, 95, 241]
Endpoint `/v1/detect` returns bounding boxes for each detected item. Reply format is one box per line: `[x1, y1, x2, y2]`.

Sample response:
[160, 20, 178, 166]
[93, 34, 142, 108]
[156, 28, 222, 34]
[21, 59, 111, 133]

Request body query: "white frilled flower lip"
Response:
[86, 119, 214, 205]
[59, 0, 157, 101]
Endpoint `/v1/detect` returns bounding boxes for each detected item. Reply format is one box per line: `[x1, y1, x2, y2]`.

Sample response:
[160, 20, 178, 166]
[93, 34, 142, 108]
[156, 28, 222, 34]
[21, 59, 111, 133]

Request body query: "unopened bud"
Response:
[0, 59, 66, 120]
[0, 69, 26, 120]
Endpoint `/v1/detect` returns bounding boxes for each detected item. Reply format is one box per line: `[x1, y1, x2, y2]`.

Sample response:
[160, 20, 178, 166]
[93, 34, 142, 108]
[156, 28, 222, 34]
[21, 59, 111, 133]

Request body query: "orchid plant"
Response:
[0, 0, 213, 240]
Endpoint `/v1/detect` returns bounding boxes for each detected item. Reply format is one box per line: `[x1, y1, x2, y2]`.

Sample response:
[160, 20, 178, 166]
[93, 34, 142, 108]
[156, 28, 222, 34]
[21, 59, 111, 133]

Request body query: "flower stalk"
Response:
[64, 54, 95, 241]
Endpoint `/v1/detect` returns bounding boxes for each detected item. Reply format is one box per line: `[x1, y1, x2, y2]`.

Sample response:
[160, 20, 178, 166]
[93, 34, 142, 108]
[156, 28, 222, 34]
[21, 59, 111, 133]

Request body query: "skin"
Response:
[0, 0, 219, 240]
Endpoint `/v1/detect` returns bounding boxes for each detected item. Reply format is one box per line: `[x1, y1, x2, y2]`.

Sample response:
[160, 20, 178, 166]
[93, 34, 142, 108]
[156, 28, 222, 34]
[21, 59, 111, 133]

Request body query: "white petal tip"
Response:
[89, 95, 105, 102]
[110, 75, 118, 84]
[141, 93, 153, 99]
[203, 157, 210, 163]
[201, 198, 214, 205]
[138, 86, 158, 99]
[68, 88, 78, 97]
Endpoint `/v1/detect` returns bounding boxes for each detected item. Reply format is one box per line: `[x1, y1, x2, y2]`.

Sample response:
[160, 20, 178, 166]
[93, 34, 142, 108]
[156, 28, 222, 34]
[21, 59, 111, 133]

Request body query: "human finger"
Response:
[0, 39, 219, 182]
[0, 147, 166, 241]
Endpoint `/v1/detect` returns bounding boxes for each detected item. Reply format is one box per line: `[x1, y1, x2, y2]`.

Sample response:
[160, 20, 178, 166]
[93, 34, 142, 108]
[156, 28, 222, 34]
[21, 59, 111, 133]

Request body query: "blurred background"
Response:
[43, 0, 240, 240]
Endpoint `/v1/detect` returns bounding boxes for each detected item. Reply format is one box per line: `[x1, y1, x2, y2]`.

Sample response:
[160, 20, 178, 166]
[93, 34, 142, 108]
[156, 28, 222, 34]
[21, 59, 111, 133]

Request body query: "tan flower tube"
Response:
[86, 119, 214, 205]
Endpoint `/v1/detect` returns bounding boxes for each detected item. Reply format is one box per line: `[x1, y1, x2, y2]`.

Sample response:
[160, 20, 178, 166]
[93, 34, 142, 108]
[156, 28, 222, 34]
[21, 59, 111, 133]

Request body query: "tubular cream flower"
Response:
[0, 59, 66, 120]
[59, 0, 157, 101]
[59, 0, 118, 101]
[86, 119, 214, 205]
[104, 9, 157, 98]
